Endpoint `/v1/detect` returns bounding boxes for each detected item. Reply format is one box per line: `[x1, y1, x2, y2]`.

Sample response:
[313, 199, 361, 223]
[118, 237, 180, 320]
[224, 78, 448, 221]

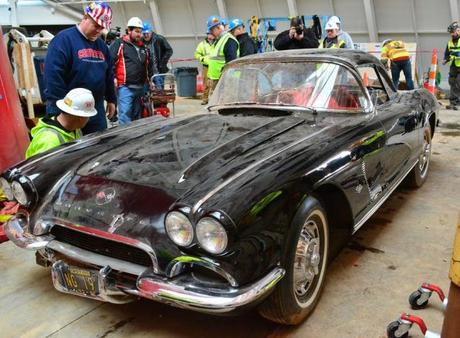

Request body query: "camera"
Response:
[105, 26, 121, 45]
[295, 26, 303, 35]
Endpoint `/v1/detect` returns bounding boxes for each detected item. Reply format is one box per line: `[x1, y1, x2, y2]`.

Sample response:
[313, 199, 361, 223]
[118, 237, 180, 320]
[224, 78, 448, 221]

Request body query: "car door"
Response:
[358, 64, 420, 190]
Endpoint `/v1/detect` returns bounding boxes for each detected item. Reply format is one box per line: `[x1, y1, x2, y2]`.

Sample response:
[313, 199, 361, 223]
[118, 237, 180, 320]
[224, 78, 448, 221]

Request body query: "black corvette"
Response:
[1, 49, 437, 325]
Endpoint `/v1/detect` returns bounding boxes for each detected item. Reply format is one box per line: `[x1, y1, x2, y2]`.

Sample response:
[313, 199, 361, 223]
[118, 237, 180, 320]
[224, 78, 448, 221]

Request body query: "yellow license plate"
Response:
[60, 266, 99, 296]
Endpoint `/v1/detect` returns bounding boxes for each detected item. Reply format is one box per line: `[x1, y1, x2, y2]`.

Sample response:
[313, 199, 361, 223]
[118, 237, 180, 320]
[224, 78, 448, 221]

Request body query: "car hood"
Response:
[37, 113, 366, 274]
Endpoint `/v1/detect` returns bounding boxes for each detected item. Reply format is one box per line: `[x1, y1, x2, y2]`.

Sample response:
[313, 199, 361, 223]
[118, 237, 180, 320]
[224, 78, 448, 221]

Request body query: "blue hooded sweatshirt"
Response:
[44, 26, 116, 134]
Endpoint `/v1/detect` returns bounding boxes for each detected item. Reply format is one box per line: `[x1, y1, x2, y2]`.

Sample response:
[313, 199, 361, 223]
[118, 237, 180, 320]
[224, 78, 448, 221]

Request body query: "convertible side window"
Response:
[357, 66, 389, 106]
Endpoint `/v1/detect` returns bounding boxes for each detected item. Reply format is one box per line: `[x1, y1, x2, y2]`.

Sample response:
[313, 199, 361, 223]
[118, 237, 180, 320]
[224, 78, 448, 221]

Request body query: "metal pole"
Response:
[216, 0, 228, 19]
[449, 0, 459, 22]
[363, 0, 378, 42]
[148, 0, 164, 35]
[9, 0, 18, 27]
[286, 0, 298, 17]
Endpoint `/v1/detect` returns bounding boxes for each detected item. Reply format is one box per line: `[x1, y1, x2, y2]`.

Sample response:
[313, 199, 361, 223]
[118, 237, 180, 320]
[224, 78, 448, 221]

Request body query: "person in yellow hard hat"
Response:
[195, 33, 215, 105]
[26, 88, 97, 159]
[381, 39, 414, 90]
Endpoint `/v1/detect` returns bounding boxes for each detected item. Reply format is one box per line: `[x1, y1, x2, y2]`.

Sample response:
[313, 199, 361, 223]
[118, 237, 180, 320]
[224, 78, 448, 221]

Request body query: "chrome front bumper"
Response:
[6, 217, 286, 313]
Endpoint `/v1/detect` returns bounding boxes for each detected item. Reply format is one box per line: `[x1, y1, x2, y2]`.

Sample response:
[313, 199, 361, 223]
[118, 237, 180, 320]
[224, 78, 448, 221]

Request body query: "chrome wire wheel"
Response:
[292, 209, 328, 308]
[418, 129, 431, 179]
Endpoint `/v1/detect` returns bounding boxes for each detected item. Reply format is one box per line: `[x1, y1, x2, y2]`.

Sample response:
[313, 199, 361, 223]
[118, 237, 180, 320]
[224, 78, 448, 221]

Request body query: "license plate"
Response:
[56, 264, 99, 296]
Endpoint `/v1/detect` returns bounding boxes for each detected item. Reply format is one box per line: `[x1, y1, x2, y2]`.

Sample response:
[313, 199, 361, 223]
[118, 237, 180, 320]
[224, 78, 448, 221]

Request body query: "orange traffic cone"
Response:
[426, 49, 438, 94]
[362, 71, 369, 86]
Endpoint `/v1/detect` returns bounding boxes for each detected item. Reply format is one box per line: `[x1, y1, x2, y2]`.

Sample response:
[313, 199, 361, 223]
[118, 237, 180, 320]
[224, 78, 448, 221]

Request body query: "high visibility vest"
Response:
[319, 38, 345, 49]
[381, 41, 410, 61]
[448, 39, 460, 67]
[194, 39, 214, 66]
[207, 32, 240, 80]
[25, 118, 82, 159]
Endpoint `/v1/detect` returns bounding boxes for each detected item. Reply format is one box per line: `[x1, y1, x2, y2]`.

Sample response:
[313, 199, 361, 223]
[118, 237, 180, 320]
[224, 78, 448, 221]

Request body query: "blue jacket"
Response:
[44, 26, 116, 133]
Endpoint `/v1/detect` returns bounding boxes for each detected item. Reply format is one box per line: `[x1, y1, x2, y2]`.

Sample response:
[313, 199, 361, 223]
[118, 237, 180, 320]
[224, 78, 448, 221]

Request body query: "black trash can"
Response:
[174, 67, 198, 97]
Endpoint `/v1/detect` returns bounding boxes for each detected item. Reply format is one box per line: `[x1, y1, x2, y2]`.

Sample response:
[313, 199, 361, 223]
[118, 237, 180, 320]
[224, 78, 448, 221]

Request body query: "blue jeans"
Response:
[391, 59, 414, 90]
[117, 86, 144, 125]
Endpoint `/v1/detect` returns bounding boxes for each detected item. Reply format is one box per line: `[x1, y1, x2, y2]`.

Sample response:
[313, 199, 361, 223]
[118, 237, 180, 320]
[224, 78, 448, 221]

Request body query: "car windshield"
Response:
[209, 61, 370, 112]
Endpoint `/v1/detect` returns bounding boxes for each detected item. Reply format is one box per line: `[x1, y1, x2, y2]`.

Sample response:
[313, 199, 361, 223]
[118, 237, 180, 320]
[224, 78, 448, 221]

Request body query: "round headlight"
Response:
[11, 181, 29, 206]
[0, 177, 14, 200]
[196, 217, 228, 254]
[165, 211, 194, 247]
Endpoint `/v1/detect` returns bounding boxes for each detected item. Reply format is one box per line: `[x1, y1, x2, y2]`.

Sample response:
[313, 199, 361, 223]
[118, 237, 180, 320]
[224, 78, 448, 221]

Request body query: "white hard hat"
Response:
[328, 16, 341, 25]
[325, 21, 339, 30]
[127, 17, 143, 29]
[56, 88, 97, 117]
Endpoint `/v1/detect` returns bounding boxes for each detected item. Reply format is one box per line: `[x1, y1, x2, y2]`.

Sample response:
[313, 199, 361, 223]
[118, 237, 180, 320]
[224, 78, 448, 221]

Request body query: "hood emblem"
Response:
[96, 187, 116, 205]
[108, 213, 124, 233]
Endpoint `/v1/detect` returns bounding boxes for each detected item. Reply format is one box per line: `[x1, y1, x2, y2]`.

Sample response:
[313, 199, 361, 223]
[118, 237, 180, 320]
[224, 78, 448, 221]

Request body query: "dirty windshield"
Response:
[209, 61, 369, 112]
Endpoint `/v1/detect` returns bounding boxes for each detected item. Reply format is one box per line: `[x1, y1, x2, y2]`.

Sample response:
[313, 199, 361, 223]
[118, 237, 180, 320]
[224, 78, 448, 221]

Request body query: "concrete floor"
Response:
[1, 99, 459, 338]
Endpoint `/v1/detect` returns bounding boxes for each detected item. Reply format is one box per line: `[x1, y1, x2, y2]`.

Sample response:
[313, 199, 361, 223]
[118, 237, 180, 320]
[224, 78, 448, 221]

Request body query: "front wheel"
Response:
[258, 196, 329, 325]
[407, 127, 432, 188]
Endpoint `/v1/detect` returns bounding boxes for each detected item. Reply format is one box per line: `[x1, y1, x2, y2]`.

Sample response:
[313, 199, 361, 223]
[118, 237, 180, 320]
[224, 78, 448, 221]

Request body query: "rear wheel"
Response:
[407, 127, 431, 188]
[258, 196, 329, 325]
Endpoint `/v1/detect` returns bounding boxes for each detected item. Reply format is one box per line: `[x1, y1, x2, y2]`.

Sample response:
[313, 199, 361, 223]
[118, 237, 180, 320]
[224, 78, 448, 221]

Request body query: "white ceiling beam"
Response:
[148, 0, 164, 35]
[363, 0, 378, 42]
[41, 0, 82, 21]
[449, 0, 459, 22]
[286, 0, 298, 17]
[216, 0, 228, 19]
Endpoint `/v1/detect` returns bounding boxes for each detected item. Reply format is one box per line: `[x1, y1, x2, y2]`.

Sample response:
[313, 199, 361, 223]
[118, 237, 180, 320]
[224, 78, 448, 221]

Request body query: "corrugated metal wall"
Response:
[1, 0, 458, 86]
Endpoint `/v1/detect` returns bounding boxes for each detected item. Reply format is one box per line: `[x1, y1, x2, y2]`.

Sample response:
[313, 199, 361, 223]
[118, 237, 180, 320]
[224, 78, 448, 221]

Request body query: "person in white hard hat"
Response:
[326, 16, 354, 49]
[320, 21, 345, 48]
[109, 17, 154, 125]
[26, 88, 97, 159]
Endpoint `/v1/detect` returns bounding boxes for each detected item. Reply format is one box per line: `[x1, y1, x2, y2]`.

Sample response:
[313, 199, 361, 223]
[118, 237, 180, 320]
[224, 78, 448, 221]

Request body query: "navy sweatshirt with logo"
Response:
[44, 26, 116, 133]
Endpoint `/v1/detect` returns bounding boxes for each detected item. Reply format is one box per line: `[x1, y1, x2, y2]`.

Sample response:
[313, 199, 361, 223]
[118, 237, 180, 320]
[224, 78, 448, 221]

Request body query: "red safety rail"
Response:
[0, 27, 30, 173]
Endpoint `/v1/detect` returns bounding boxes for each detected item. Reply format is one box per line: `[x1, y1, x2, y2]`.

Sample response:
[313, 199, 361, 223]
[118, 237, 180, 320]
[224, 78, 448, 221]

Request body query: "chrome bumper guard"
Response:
[5, 216, 53, 250]
[7, 216, 286, 313]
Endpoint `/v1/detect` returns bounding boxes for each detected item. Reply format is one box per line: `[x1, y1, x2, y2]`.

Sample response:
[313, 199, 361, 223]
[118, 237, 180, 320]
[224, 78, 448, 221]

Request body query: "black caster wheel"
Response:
[387, 320, 409, 338]
[409, 289, 429, 310]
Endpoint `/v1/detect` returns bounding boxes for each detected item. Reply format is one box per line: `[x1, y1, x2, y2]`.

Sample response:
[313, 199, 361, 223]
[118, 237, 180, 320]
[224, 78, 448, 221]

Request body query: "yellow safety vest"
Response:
[319, 38, 345, 49]
[194, 39, 213, 66]
[381, 41, 410, 61]
[207, 32, 240, 80]
[448, 39, 460, 67]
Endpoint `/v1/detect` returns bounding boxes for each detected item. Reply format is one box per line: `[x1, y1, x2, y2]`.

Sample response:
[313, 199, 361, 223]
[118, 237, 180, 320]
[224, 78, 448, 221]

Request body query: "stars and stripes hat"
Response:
[85, 2, 112, 29]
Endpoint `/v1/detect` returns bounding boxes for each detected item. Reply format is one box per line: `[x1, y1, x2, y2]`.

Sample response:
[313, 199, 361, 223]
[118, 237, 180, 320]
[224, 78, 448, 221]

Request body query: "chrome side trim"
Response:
[47, 240, 148, 276]
[192, 125, 334, 213]
[5, 216, 53, 250]
[132, 267, 285, 313]
[166, 256, 239, 287]
[353, 160, 418, 233]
